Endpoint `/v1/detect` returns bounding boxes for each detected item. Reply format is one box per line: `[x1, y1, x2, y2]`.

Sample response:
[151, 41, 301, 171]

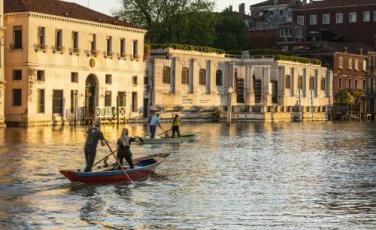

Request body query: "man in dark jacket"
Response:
[117, 128, 144, 169]
[84, 120, 106, 172]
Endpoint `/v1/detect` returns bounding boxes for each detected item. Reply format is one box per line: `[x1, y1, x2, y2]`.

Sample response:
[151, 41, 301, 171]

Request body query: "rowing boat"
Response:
[60, 153, 169, 184]
[143, 132, 201, 145]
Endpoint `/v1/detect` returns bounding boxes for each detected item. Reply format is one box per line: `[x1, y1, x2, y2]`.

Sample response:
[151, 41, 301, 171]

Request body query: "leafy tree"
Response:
[214, 11, 249, 52]
[116, 0, 215, 44]
[336, 90, 354, 105]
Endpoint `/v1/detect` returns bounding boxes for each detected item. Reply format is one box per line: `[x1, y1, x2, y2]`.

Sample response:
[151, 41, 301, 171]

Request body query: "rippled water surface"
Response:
[1, 122, 376, 229]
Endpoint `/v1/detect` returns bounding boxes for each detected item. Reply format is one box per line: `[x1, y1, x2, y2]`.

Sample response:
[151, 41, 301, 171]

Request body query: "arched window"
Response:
[181, 68, 189, 85]
[199, 69, 206, 85]
[309, 76, 314, 90]
[163, 66, 170, 84]
[298, 76, 303, 90]
[216, 70, 223, 86]
[285, 75, 291, 89]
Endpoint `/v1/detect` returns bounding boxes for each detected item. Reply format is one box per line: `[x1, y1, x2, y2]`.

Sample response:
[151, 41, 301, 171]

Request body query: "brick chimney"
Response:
[239, 3, 245, 15]
[229, 5, 233, 12]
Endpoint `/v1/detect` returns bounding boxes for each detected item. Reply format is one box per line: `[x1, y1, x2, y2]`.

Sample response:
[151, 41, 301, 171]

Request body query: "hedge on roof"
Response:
[151, 43, 225, 54]
[250, 49, 321, 65]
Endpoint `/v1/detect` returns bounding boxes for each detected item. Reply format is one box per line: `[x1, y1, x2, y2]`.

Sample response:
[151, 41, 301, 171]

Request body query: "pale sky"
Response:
[65, 0, 265, 16]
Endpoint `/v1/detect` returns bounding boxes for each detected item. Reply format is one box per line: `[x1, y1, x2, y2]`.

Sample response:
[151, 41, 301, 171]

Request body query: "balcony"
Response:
[34, 44, 47, 52]
[69, 48, 81, 55]
[51, 46, 65, 54]
[104, 51, 113, 59]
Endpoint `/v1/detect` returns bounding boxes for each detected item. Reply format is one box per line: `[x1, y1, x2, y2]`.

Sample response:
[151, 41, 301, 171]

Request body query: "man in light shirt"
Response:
[149, 113, 162, 138]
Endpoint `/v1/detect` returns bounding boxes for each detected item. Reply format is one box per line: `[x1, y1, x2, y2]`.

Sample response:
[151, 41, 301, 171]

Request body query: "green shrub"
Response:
[151, 43, 225, 54]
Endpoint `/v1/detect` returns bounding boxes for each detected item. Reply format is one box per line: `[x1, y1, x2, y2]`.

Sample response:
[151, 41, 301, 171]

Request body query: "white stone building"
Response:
[4, 0, 146, 126]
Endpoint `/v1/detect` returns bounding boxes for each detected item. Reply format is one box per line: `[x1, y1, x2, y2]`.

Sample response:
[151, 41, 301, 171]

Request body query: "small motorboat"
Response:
[60, 153, 169, 184]
[143, 132, 201, 145]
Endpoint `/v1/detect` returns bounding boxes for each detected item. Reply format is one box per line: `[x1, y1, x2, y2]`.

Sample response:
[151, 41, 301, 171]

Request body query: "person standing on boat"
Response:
[149, 113, 162, 138]
[84, 120, 106, 172]
[117, 128, 144, 169]
[171, 114, 182, 138]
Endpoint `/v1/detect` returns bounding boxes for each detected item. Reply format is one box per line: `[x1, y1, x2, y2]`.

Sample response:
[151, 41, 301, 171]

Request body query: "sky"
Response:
[66, 0, 265, 16]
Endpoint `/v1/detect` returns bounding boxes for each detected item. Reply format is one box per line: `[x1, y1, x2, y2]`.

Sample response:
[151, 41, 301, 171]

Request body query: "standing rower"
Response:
[171, 114, 182, 138]
[117, 128, 144, 169]
[84, 120, 106, 172]
[149, 113, 162, 138]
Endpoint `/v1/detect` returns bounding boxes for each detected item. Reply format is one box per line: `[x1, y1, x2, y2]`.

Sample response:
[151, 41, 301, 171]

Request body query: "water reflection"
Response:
[0, 122, 376, 228]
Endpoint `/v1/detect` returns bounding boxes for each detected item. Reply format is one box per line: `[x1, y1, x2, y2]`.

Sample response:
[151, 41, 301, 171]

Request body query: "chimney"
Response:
[344, 46, 348, 53]
[359, 48, 364, 55]
[229, 5, 233, 12]
[239, 3, 245, 15]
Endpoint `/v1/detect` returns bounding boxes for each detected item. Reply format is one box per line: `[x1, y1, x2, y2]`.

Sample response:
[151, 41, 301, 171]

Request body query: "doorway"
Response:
[85, 74, 98, 120]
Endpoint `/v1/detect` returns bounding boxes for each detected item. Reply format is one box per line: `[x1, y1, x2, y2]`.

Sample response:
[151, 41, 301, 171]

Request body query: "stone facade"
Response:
[148, 48, 332, 121]
[0, 0, 4, 127]
[4, 2, 146, 126]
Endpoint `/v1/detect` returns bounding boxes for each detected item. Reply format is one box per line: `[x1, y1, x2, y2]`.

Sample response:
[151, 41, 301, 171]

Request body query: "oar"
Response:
[104, 140, 134, 184]
[93, 149, 118, 167]
[158, 127, 171, 137]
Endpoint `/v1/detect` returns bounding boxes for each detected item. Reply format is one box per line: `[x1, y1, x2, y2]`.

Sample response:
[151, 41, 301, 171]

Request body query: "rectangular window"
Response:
[285, 75, 291, 89]
[144, 76, 149, 85]
[13, 70, 22, 81]
[349, 58, 353, 70]
[363, 60, 367, 71]
[72, 32, 79, 50]
[105, 74, 112, 84]
[321, 77, 326, 91]
[13, 26, 22, 49]
[349, 12, 357, 23]
[118, 92, 126, 107]
[132, 76, 138, 85]
[364, 11, 371, 22]
[339, 78, 342, 89]
[70, 90, 78, 113]
[355, 59, 359, 70]
[363, 80, 366, 90]
[323, 14, 330, 24]
[13, 89, 22, 106]
[338, 56, 343, 69]
[297, 15, 305, 25]
[132, 40, 138, 59]
[310, 15, 317, 25]
[298, 76, 303, 89]
[38, 89, 45, 113]
[52, 90, 64, 114]
[120, 38, 125, 57]
[37, 70, 45, 81]
[55, 29, 63, 50]
[71, 72, 78, 83]
[254, 79, 262, 103]
[105, 91, 112, 107]
[336, 13, 343, 24]
[355, 79, 358, 89]
[106, 36, 112, 55]
[132, 92, 137, 112]
[199, 69, 206, 85]
[348, 79, 352, 90]
[38, 27, 45, 45]
[90, 34, 96, 52]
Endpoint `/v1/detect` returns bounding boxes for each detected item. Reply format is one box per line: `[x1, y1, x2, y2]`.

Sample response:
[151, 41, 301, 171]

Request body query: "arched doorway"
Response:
[85, 74, 98, 120]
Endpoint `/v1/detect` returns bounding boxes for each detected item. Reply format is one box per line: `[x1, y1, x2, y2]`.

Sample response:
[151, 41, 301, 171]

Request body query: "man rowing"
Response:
[149, 113, 162, 139]
[84, 120, 106, 172]
[171, 114, 182, 138]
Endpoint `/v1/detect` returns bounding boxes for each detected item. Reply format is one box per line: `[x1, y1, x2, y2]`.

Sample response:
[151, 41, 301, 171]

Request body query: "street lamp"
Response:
[227, 86, 234, 125]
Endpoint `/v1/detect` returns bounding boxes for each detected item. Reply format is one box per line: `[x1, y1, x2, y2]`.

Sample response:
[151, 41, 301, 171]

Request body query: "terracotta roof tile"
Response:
[4, 0, 143, 30]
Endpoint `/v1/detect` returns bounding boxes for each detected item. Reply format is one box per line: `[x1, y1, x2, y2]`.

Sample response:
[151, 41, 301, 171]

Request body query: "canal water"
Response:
[0, 122, 376, 229]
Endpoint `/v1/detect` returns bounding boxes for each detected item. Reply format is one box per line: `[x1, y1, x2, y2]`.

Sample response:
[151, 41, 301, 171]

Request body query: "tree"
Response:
[336, 90, 354, 105]
[116, 0, 215, 44]
[214, 11, 249, 52]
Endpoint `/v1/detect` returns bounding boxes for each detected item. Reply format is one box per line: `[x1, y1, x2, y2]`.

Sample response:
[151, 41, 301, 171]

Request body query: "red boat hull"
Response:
[60, 153, 168, 184]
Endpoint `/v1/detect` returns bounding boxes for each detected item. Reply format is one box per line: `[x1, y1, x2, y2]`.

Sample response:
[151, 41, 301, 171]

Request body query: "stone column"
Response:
[0, 0, 4, 127]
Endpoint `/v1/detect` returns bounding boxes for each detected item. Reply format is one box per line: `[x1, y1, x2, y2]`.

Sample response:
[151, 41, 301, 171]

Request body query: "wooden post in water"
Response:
[227, 87, 234, 126]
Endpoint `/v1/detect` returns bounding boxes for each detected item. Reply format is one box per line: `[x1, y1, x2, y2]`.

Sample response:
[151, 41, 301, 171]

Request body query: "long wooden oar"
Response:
[158, 122, 186, 137]
[104, 140, 134, 184]
[93, 149, 118, 167]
